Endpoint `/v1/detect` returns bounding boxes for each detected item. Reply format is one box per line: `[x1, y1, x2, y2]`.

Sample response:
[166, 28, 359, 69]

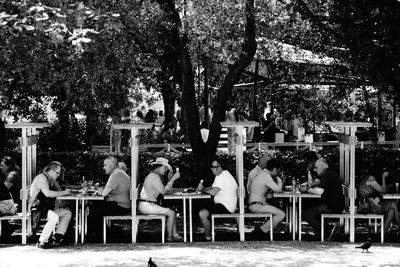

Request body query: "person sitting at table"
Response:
[358, 166, 400, 234]
[87, 157, 131, 242]
[0, 156, 22, 208]
[29, 161, 72, 249]
[304, 151, 320, 188]
[197, 158, 238, 241]
[303, 158, 344, 241]
[246, 154, 270, 194]
[138, 157, 183, 242]
[248, 158, 285, 239]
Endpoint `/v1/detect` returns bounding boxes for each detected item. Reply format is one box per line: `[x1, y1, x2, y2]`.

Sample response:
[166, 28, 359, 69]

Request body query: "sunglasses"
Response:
[211, 165, 220, 169]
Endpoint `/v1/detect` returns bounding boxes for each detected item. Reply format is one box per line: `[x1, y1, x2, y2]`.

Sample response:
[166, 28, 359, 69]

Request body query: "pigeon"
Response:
[148, 257, 158, 267]
[355, 238, 372, 253]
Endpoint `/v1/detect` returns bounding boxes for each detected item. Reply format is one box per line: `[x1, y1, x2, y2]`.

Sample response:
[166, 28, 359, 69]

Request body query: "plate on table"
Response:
[284, 185, 292, 191]
[71, 189, 81, 194]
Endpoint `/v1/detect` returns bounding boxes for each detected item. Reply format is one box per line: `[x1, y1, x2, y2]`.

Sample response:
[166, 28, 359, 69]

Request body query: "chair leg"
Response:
[321, 216, 324, 242]
[211, 216, 215, 242]
[269, 215, 273, 241]
[103, 218, 107, 244]
[161, 217, 165, 244]
[380, 218, 384, 244]
[133, 218, 139, 243]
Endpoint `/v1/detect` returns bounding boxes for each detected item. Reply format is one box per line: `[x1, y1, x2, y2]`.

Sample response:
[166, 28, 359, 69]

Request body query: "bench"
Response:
[103, 214, 166, 244]
[211, 213, 274, 242]
[0, 187, 31, 243]
[321, 185, 384, 243]
[103, 187, 166, 244]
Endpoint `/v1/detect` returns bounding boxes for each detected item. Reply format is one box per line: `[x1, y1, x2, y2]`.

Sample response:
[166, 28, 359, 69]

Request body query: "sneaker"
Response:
[167, 234, 183, 242]
[50, 233, 65, 245]
[36, 241, 51, 249]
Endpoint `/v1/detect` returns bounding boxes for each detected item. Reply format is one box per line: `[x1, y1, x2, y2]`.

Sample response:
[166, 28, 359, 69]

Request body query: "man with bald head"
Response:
[87, 157, 131, 242]
[247, 154, 270, 194]
[303, 158, 344, 238]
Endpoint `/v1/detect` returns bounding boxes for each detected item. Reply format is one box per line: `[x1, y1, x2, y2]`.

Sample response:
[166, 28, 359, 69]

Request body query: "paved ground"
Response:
[1, 241, 400, 267]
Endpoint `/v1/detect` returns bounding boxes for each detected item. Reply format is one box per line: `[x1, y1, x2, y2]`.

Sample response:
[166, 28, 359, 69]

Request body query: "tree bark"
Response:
[156, 0, 257, 183]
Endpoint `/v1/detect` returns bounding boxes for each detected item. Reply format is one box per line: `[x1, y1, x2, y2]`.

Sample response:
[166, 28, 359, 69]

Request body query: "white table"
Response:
[382, 193, 400, 199]
[274, 191, 320, 241]
[165, 190, 210, 242]
[58, 193, 104, 244]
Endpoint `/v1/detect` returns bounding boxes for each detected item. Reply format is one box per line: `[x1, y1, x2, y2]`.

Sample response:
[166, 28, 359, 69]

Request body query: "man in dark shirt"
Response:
[303, 158, 344, 235]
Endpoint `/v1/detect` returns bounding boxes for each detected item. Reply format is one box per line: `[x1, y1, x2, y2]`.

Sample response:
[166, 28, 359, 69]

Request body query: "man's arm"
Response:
[307, 187, 324, 195]
[265, 175, 282, 193]
[202, 186, 221, 196]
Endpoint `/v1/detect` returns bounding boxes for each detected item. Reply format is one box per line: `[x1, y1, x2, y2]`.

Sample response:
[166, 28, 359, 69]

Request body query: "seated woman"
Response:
[358, 166, 400, 234]
[0, 156, 22, 208]
[138, 157, 183, 242]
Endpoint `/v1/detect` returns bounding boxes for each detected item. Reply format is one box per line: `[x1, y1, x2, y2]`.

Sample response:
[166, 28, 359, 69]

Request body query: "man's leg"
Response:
[39, 210, 59, 243]
[54, 207, 72, 236]
[303, 203, 331, 233]
[199, 208, 211, 239]
[88, 202, 128, 240]
[250, 203, 285, 233]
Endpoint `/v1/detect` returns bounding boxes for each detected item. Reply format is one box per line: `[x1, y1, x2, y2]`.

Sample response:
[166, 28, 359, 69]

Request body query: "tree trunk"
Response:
[157, 0, 256, 183]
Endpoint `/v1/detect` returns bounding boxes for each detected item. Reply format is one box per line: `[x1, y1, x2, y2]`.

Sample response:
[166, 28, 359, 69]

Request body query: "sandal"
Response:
[167, 234, 183, 242]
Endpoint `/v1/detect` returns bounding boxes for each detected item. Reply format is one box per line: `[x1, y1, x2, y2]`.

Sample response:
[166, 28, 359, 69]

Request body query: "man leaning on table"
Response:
[248, 158, 285, 239]
[29, 161, 72, 249]
[87, 156, 131, 242]
[197, 158, 238, 241]
[303, 158, 344, 241]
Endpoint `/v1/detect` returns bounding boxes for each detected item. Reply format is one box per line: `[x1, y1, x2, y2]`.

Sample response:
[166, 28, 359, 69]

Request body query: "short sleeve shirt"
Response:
[212, 170, 238, 213]
[140, 172, 165, 202]
[105, 169, 131, 209]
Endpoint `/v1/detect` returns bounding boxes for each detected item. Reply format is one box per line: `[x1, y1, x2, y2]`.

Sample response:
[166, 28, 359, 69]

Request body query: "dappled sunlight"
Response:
[1, 242, 400, 266]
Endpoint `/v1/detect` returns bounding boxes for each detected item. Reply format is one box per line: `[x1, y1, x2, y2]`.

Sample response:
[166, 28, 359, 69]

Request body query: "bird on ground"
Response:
[355, 238, 372, 253]
[148, 257, 158, 267]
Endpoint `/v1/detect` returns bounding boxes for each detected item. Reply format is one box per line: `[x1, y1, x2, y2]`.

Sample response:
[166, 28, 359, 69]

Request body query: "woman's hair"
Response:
[2, 156, 21, 172]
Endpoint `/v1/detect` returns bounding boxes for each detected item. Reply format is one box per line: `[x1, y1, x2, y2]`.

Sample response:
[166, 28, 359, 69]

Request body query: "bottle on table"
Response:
[292, 178, 296, 193]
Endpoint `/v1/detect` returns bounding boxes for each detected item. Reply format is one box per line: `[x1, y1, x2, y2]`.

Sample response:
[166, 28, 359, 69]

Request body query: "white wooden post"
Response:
[221, 121, 258, 242]
[113, 123, 153, 243]
[5, 123, 51, 244]
[328, 122, 371, 243]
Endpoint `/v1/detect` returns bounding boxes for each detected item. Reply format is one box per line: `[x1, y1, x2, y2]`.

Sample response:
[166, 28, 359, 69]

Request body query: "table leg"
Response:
[189, 198, 193, 242]
[183, 197, 187, 243]
[75, 200, 79, 244]
[292, 196, 296, 241]
[81, 199, 85, 244]
[298, 197, 302, 241]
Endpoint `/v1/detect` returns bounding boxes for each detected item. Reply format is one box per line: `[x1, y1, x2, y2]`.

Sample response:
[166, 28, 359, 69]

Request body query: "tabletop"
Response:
[274, 191, 321, 198]
[164, 188, 211, 199]
[382, 193, 400, 199]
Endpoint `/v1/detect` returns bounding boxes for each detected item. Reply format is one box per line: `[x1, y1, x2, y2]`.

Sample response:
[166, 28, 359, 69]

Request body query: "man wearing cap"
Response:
[87, 156, 131, 242]
[29, 161, 72, 249]
[197, 158, 238, 241]
[138, 157, 182, 242]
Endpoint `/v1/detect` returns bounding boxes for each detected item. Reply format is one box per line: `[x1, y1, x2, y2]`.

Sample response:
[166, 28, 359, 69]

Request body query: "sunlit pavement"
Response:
[1, 241, 400, 267]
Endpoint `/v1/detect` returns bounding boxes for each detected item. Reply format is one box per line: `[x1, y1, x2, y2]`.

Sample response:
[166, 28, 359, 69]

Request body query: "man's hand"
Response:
[96, 187, 104, 195]
[63, 189, 71, 196]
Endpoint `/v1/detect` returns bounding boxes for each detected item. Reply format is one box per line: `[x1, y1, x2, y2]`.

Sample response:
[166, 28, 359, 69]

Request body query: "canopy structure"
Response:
[5, 123, 51, 244]
[221, 121, 259, 241]
[327, 121, 372, 242]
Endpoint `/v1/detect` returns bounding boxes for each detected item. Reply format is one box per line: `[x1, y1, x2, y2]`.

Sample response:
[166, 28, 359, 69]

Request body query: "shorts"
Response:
[138, 201, 171, 215]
